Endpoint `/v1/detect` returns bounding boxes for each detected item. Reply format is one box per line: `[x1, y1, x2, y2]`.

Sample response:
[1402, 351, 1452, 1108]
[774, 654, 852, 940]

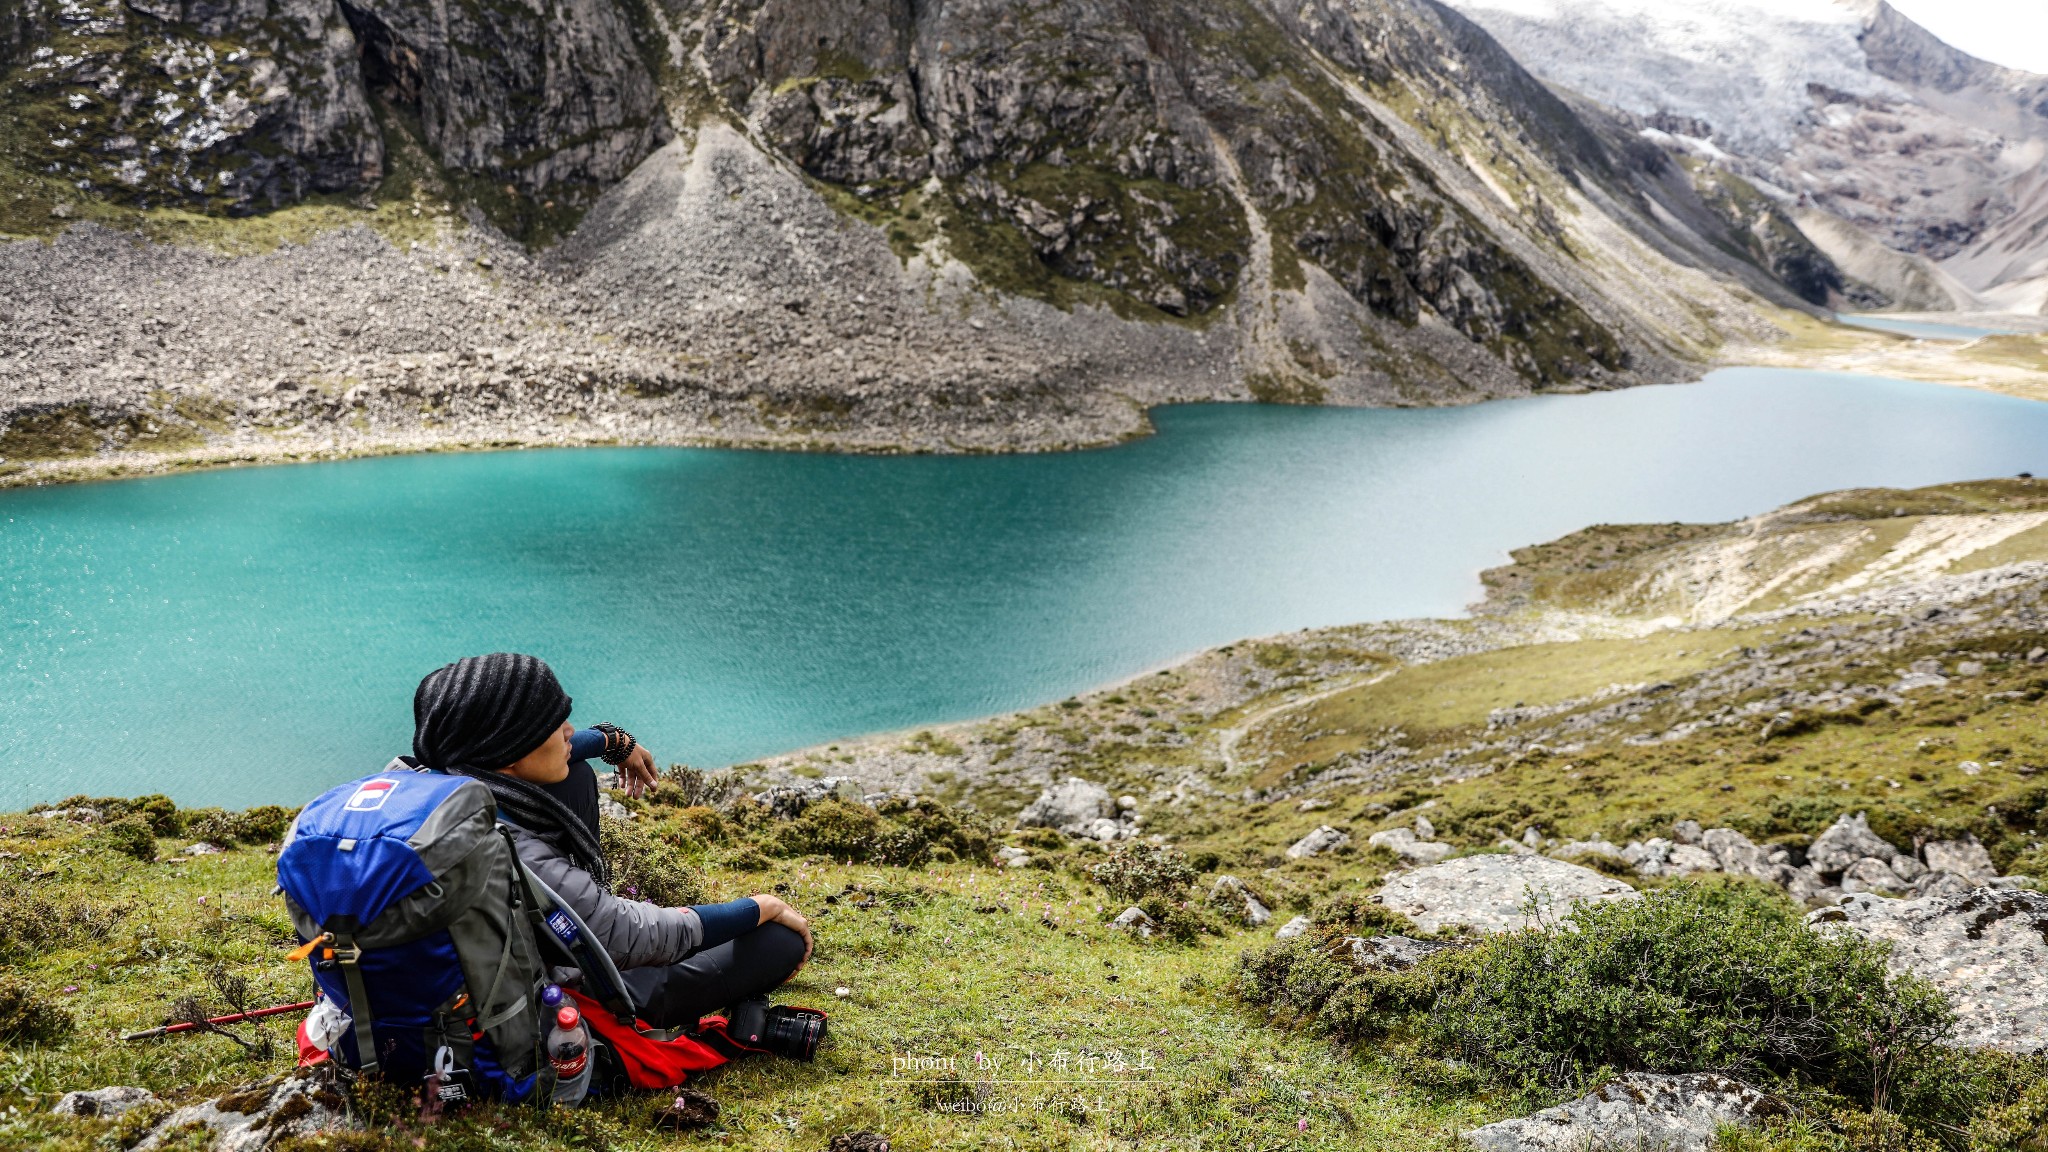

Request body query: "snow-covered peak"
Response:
[1444, 0, 1897, 152]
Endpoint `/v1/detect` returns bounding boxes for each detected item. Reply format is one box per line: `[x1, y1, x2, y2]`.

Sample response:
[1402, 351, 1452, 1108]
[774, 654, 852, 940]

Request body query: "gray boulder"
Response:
[1701, 828, 1776, 880]
[1286, 825, 1351, 859]
[1913, 871, 1974, 900]
[1624, 838, 1717, 878]
[1345, 934, 1466, 971]
[1806, 812, 1902, 875]
[1923, 835, 1998, 883]
[755, 776, 867, 819]
[132, 1071, 351, 1152]
[52, 1086, 155, 1118]
[1548, 839, 1627, 864]
[1016, 778, 1115, 836]
[1840, 857, 1911, 895]
[1461, 1072, 1776, 1152]
[1809, 888, 2048, 1051]
[1274, 915, 1312, 940]
[1378, 855, 1638, 935]
[1368, 828, 1453, 864]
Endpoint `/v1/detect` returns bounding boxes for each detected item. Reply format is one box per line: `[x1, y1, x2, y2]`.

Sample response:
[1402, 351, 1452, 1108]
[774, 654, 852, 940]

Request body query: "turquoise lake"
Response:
[5, 367, 2047, 809]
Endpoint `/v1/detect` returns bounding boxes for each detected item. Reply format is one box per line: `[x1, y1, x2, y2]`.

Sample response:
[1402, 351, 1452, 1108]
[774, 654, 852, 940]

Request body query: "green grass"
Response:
[0, 813, 1495, 1152]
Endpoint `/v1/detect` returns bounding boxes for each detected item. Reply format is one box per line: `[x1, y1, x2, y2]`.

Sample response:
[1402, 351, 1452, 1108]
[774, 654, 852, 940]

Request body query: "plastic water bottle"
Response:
[547, 1005, 592, 1106]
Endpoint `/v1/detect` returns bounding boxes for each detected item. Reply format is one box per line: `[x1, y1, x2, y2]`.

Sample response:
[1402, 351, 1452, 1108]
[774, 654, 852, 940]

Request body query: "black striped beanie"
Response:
[412, 653, 573, 771]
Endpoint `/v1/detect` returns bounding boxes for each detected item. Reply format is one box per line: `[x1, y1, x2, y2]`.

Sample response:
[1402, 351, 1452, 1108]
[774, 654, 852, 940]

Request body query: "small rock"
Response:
[1344, 934, 1466, 971]
[1805, 812, 1902, 875]
[1956, 661, 1984, 677]
[1700, 828, 1773, 879]
[1368, 828, 1453, 864]
[52, 1086, 155, 1118]
[1913, 872, 1973, 900]
[1116, 794, 1138, 811]
[1111, 906, 1155, 939]
[1286, 825, 1350, 859]
[2028, 646, 2045, 663]
[994, 845, 1032, 869]
[1841, 857, 1909, 895]
[183, 841, 225, 856]
[1414, 815, 1436, 840]
[598, 793, 635, 822]
[1379, 855, 1638, 935]
[1209, 875, 1273, 926]
[1521, 826, 1543, 848]
[1672, 820, 1703, 846]
[1086, 817, 1126, 842]
[1297, 798, 1332, 812]
[1274, 915, 1311, 940]
[828, 1134, 892, 1152]
[1016, 777, 1115, 837]
[1461, 1072, 1777, 1152]
[1959, 760, 1984, 775]
[1548, 839, 1627, 863]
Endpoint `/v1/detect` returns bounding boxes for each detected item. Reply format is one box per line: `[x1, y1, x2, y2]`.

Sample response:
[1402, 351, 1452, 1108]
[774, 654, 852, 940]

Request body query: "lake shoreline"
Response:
[8, 327, 2046, 492]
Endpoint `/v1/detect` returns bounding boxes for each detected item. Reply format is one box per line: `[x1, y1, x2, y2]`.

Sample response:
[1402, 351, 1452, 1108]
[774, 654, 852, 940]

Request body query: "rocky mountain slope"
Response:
[1442, 0, 2048, 313]
[0, 0, 1848, 478]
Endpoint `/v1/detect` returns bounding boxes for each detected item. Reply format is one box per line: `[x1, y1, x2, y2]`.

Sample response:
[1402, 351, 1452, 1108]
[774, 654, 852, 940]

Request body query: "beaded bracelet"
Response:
[592, 722, 637, 766]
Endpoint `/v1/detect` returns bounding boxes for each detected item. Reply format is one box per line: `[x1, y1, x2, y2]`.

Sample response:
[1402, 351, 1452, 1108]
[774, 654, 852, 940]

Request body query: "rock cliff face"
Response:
[0, 0, 669, 211]
[675, 0, 1636, 384]
[2, 0, 1826, 472]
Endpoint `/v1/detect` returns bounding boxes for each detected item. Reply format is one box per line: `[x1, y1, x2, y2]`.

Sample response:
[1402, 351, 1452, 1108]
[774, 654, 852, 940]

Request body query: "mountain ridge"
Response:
[1440, 0, 2048, 314]
[0, 0, 1972, 480]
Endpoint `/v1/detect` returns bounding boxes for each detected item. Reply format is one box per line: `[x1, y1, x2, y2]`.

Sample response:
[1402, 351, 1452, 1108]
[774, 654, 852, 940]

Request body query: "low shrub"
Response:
[1427, 882, 1955, 1111]
[763, 796, 993, 867]
[94, 814, 157, 861]
[0, 973, 74, 1042]
[0, 885, 125, 957]
[874, 797, 996, 865]
[1133, 894, 1225, 945]
[603, 816, 706, 907]
[186, 804, 297, 846]
[648, 766, 746, 809]
[1238, 881, 1978, 1138]
[1091, 842, 1196, 903]
[30, 793, 179, 834]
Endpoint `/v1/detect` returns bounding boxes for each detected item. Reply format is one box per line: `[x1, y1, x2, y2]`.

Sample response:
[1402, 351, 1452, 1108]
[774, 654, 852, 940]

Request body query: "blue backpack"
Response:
[277, 764, 639, 1101]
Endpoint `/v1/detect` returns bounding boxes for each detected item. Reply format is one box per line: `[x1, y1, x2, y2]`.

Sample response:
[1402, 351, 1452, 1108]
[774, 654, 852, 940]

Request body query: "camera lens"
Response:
[762, 1006, 827, 1061]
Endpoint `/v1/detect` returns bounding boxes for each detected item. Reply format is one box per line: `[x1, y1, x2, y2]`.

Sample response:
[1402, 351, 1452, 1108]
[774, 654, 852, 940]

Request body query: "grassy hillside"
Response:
[8, 479, 2048, 1151]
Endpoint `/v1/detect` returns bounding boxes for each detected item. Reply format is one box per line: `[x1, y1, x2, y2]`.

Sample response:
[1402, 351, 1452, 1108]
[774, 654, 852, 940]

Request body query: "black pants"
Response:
[620, 923, 807, 1030]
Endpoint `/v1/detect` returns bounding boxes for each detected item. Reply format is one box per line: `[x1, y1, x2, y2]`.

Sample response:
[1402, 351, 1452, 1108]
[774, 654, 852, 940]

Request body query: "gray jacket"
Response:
[503, 821, 703, 970]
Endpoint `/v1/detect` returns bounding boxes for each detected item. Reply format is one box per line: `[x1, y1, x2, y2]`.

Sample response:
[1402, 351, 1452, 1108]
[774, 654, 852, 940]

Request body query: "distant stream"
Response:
[3, 367, 2045, 808]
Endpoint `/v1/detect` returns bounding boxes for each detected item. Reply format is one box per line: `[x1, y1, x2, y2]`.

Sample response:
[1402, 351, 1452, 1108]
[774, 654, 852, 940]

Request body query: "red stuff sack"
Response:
[564, 989, 742, 1090]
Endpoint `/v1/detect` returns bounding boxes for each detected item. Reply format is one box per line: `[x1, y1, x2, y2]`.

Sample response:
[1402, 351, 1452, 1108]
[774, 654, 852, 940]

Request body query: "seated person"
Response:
[409, 652, 810, 1029]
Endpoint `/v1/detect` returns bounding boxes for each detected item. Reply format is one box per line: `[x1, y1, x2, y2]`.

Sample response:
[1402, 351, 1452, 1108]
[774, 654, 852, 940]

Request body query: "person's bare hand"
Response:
[750, 893, 814, 972]
[616, 744, 658, 797]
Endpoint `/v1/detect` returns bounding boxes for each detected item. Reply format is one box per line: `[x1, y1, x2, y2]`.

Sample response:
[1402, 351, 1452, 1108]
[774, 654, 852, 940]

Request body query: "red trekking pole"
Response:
[121, 1000, 317, 1041]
